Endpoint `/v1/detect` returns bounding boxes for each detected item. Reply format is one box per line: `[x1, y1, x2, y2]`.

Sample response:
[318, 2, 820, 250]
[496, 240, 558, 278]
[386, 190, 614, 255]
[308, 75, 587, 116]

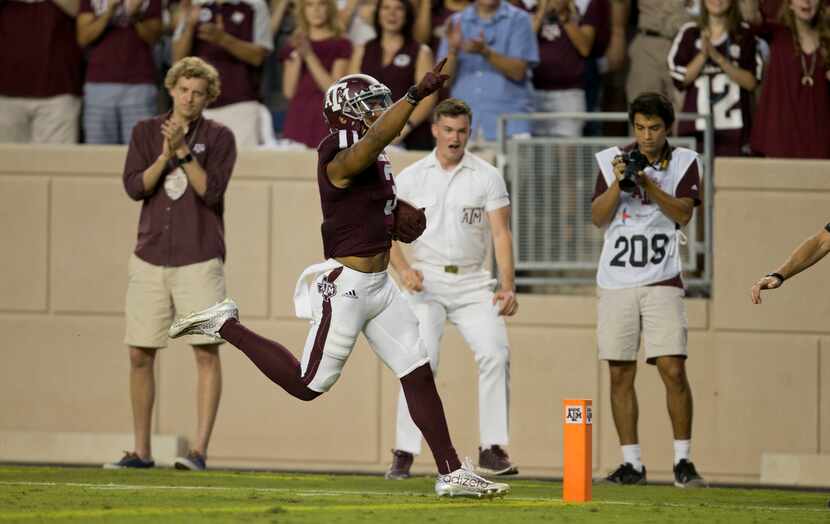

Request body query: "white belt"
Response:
[292, 259, 341, 320]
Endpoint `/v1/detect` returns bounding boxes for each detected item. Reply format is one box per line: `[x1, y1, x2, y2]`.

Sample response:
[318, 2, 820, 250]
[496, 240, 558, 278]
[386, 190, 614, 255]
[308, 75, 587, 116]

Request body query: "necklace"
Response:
[800, 52, 816, 87]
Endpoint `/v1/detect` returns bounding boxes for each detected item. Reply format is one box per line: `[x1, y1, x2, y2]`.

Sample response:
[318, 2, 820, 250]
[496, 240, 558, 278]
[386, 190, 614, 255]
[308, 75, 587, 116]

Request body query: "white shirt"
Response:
[395, 150, 510, 268]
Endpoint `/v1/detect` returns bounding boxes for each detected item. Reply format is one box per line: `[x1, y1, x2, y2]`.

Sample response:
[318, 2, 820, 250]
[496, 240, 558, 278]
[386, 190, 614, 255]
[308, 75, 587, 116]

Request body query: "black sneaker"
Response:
[673, 459, 705, 488]
[385, 449, 413, 480]
[103, 451, 155, 469]
[478, 445, 518, 475]
[174, 450, 207, 471]
[604, 463, 647, 485]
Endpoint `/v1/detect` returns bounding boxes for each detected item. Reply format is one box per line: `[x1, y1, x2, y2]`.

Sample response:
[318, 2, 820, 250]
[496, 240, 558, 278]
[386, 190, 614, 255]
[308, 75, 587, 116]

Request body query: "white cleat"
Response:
[435, 460, 510, 498]
[168, 298, 239, 340]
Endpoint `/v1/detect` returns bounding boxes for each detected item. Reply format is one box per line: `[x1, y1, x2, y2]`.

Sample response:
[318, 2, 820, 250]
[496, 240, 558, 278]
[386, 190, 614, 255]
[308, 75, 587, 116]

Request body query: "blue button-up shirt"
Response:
[438, 1, 539, 141]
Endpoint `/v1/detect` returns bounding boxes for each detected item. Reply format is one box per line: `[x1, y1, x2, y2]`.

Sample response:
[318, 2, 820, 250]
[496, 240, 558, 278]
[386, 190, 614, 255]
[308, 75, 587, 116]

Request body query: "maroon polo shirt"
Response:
[186, 0, 270, 108]
[533, 0, 604, 91]
[123, 113, 237, 267]
[79, 0, 163, 84]
[0, 0, 83, 97]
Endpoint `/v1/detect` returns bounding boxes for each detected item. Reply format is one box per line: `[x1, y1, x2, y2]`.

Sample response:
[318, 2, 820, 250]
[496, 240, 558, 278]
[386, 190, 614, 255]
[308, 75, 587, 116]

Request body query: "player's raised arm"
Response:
[326, 59, 448, 186]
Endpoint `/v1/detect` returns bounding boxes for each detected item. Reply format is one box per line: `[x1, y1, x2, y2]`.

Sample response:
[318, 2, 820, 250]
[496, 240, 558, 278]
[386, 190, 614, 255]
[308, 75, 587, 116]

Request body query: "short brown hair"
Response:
[164, 57, 221, 103]
[432, 98, 473, 124]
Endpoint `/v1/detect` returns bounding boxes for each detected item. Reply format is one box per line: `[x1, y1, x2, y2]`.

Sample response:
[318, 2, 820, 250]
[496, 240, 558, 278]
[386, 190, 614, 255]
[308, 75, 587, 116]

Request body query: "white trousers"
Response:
[395, 266, 511, 454]
[296, 263, 430, 393]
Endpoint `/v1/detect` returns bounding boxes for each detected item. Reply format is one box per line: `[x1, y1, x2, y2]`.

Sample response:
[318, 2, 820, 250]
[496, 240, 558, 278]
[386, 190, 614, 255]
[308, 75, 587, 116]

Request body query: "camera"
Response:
[619, 150, 650, 193]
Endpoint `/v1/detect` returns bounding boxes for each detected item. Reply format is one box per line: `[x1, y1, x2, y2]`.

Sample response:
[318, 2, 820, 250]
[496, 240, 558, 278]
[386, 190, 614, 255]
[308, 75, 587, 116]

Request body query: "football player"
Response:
[167, 62, 510, 498]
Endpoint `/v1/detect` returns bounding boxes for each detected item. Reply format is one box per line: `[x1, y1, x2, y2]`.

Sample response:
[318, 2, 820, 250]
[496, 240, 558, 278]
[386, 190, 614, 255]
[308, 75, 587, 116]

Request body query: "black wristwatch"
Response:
[175, 153, 194, 167]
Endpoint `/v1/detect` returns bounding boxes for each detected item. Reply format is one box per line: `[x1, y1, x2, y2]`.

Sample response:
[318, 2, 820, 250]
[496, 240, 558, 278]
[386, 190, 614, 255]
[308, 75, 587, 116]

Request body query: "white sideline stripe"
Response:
[0, 481, 827, 513]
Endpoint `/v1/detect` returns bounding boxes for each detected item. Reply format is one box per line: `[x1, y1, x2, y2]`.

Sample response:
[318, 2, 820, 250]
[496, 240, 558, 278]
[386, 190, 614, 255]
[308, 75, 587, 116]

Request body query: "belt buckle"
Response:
[443, 265, 459, 274]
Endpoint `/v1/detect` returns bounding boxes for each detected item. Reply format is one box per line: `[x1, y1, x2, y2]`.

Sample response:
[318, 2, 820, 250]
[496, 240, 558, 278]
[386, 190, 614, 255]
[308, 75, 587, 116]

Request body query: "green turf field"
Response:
[0, 466, 828, 523]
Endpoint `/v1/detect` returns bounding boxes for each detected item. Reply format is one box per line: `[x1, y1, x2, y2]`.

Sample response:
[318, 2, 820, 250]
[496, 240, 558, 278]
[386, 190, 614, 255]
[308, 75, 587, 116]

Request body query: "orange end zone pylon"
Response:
[562, 399, 592, 502]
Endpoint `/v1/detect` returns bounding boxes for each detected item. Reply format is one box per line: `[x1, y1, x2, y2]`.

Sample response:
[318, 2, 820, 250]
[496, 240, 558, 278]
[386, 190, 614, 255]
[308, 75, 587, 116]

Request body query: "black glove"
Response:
[392, 199, 426, 243]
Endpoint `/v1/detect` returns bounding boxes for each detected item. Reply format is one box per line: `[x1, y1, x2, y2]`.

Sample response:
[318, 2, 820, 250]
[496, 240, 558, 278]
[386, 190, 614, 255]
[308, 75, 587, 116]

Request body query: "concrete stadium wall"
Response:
[1, 144, 829, 486]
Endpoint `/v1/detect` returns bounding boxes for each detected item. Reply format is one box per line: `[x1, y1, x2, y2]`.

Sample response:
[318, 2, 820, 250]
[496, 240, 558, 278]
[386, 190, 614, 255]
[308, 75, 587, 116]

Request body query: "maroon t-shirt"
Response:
[532, 0, 604, 91]
[280, 37, 352, 148]
[750, 17, 830, 158]
[669, 24, 763, 156]
[79, 0, 162, 84]
[188, 0, 268, 108]
[0, 0, 82, 97]
[592, 143, 702, 289]
[360, 38, 432, 150]
[317, 130, 396, 259]
[123, 113, 237, 267]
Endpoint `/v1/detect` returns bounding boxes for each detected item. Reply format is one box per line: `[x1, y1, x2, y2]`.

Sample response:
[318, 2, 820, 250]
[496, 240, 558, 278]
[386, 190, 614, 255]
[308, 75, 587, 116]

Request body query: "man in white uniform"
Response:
[385, 98, 519, 480]
[591, 92, 705, 488]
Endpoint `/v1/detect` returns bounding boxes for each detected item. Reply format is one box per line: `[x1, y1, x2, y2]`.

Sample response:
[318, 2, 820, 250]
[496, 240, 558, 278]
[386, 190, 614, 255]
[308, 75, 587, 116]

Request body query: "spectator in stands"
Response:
[349, 0, 437, 149]
[108, 56, 236, 471]
[338, 0, 377, 44]
[414, 0, 471, 51]
[261, 0, 297, 135]
[745, 0, 830, 159]
[0, 0, 83, 143]
[76, 0, 164, 144]
[280, 0, 351, 147]
[627, 0, 694, 103]
[668, 0, 764, 156]
[173, 0, 273, 147]
[531, 0, 603, 137]
[438, 0, 539, 141]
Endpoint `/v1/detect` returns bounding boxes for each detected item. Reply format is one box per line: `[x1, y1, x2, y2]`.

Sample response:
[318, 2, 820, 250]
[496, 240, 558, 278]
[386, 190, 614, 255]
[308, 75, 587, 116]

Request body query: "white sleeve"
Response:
[250, 0, 274, 50]
[594, 146, 621, 187]
[395, 165, 416, 202]
[485, 167, 510, 212]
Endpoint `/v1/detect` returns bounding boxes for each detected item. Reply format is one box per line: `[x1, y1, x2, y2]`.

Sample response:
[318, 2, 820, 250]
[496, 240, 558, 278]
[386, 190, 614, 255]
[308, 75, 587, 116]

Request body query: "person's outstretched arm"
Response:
[751, 226, 830, 304]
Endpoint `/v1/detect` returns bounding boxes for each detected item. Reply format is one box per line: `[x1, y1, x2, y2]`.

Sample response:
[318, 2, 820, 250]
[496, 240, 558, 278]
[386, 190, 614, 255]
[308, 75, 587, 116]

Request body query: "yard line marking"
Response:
[0, 481, 826, 514]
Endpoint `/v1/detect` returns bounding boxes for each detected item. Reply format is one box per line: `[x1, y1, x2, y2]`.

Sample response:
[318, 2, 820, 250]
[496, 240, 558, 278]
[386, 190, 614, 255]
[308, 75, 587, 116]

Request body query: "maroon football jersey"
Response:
[317, 130, 397, 259]
[668, 23, 763, 156]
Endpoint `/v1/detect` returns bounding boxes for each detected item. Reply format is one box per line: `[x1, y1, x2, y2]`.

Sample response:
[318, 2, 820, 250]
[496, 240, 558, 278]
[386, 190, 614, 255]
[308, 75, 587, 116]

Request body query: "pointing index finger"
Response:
[434, 58, 447, 74]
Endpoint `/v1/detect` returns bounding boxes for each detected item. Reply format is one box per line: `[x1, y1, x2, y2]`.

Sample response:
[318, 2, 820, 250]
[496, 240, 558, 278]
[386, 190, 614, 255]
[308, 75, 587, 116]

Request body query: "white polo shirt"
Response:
[395, 150, 510, 268]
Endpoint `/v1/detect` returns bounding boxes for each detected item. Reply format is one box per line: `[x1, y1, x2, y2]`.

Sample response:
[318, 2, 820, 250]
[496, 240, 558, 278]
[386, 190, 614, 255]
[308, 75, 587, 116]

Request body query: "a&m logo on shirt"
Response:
[193, 143, 206, 154]
[461, 207, 483, 225]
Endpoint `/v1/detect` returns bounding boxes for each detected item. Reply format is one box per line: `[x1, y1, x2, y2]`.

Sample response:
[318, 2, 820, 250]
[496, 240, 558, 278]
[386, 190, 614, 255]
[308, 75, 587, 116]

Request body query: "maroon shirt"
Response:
[317, 130, 396, 259]
[280, 37, 352, 148]
[532, 0, 604, 91]
[360, 38, 432, 150]
[0, 0, 82, 97]
[750, 15, 830, 159]
[123, 113, 237, 267]
[185, 0, 270, 108]
[592, 142, 701, 289]
[669, 23, 763, 156]
[79, 0, 162, 84]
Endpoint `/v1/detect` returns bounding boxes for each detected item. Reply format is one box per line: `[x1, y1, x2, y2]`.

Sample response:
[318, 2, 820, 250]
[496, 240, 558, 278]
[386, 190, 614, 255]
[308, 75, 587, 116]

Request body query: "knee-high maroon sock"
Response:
[400, 364, 462, 474]
[219, 319, 320, 401]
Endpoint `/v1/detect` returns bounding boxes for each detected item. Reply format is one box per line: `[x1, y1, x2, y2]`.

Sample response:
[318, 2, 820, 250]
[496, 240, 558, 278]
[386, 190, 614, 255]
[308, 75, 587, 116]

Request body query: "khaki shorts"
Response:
[597, 286, 688, 364]
[124, 254, 226, 348]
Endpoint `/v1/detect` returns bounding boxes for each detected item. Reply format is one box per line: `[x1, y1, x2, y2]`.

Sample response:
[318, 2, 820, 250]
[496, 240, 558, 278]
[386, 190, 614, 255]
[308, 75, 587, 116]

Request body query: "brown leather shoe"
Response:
[385, 449, 414, 480]
[478, 445, 518, 475]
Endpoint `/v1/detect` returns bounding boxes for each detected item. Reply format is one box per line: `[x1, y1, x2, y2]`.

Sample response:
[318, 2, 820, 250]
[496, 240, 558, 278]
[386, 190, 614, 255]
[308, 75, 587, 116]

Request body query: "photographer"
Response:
[590, 92, 705, 488]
